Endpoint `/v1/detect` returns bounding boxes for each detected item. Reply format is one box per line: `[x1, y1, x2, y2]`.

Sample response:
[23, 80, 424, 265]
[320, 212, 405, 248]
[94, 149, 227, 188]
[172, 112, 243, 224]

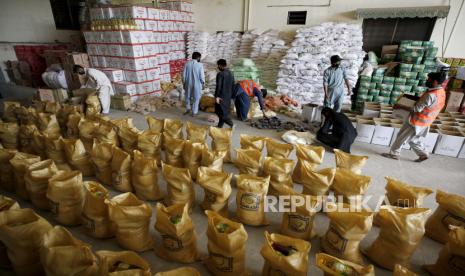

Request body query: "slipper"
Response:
[414, 156, 428, 162]
[381, 153, 400, 160]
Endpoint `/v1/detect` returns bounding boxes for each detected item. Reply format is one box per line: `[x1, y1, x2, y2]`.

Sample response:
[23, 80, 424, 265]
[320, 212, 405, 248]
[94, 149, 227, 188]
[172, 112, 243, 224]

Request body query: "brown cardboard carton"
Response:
[37, 89, 55, 102]
[445, 89, 465, 112]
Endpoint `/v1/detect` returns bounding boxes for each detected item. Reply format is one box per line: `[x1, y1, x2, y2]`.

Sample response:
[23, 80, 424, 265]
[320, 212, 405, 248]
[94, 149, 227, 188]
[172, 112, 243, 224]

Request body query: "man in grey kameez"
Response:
[323, 55, 352, 112]
[182, 52, 205, 116]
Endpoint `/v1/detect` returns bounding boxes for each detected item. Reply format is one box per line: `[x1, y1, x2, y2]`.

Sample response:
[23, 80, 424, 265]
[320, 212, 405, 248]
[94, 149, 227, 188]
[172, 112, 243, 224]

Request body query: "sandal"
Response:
[414, 156, 428, 162]
[381, 153, 400, 160]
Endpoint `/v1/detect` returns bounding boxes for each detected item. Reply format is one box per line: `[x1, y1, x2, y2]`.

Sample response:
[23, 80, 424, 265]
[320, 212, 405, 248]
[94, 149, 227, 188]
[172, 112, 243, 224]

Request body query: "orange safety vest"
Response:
[410, 88, 446, 127]
[239, 80, 259, 97]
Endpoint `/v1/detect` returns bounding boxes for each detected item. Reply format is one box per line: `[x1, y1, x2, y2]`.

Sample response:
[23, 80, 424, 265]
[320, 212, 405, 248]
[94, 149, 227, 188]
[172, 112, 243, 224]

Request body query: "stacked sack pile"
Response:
[205, 32, 242, 62]
[238, 29, 261, 58]
[231, 58, 260, 82]
[186, 31, 209, 59]
[277, 22, 365, 105]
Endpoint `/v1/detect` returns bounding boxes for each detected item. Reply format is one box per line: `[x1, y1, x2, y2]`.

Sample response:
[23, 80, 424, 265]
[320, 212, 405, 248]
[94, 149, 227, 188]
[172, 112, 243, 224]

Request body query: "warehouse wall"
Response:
[192, 0, 246, 32]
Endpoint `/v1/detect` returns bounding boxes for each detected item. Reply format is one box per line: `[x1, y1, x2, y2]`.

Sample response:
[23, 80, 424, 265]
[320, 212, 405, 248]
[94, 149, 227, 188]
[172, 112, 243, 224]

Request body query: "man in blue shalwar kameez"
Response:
[323, 55, 351, 113]
[182, 52, 205, 116]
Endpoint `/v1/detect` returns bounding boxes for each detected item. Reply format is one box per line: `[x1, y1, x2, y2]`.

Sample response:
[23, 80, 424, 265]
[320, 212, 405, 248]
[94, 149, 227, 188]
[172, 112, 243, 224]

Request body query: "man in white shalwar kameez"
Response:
[74, 65, 114, 114]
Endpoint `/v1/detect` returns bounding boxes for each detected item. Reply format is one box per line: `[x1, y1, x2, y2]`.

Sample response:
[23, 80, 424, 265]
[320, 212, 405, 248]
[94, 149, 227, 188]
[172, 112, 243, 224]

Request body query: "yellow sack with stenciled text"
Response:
[236, 174, 270, 226]
[334, 149, 368, 175]
[0, 196, 20, 270]
[89, 139, 113, 186]
[132, 150, 162, 201]
[234, 148, 262, 176]
[155, 267, 201, 276]
[164, 133, 185, 167]
[82, 181, 114, 239]
[315, 253, 375, 276]
[186, 121, 208, 142]
[111, 147, 133, 192]
[62, 138, 95, 176]
[96, 250, 151, 276]
[137, 130, 162, 165]
[146, 115, 164, 132]
[197, 167, 232, 217]
[10, 152, 41, 199]
[240, 134, 266, 151]
[201, 148, 226, 172]
[183, 140, 206, 180]
[292, 144, 324, 183]
[262, 157, 294, 196]
[162, 163, 195, 210]
[24, 159, 58, 210]
[301, 165, 336, 196]
[0, 149, 17, 192]
[210, 126, 233, 163]
[332, 168, 371, 203]
[266, 138, 294, 159]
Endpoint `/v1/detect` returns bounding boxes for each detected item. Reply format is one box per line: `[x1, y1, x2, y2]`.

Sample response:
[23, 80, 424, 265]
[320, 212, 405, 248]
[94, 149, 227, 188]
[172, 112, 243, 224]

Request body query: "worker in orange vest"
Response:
[232, 79, 267, 121]
[382, 72, 447, 162]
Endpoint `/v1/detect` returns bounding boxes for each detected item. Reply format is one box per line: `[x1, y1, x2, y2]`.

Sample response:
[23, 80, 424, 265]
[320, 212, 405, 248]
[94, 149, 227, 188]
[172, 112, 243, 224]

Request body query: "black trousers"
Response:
[215, 103, 233, 128]
[317, 131, 354, 153]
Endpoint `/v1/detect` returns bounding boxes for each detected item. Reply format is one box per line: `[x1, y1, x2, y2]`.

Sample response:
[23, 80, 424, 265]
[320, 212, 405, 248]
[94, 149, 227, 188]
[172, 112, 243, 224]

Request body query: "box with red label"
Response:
[134, 19, 146, 30]
[113, 81, 137, 95]
[145, 20, 158, 31]
[87, 44, 99, 56]
[90, 8, 104, 20]
[124, 70, 147, 83]
[83, 32, 95, 43]
[108, 44, 122, 56]
[159, 9, 169, 20]
[103, 7, 114, 19]
[98, 44, 109, 56]
[122, 6, 148, 19]
[152, 32, 162, 43]
[143, 44, 158, 56]
[106, 57, 121, 69]
[124, 57, 149, 71]
[146, 67, 160, 80]
[122, 31, 147, 44]
[152, 79, 161, 91]
[110, 31, 123, 43]
[160, 73, 171, 83]
[160, 63, 170, 74]
[102, 69, 125, 82]
[89, 56, 99, 67]
[136, 81, 154, 94]
[147, 8, 160, 19]
[97, 56, 107, 68]
[158, 54, 170, 64]
[148, 56, 158, 68]
[121, 45, 144, 58]
[37, 88, 55, 102]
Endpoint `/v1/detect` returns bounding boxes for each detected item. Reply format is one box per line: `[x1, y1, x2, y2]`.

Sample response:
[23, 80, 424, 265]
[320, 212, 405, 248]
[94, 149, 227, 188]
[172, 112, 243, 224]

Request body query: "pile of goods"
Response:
[186, 31, 209, 59]
[238, 30, 261, 58]
[231, 58, 260, 82]
[205, 32, 242, 62]
[250, 117, 311, 132]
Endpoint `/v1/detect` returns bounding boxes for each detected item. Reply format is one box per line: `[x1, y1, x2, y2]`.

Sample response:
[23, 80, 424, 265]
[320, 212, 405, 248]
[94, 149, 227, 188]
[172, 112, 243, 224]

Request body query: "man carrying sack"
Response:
[74, 65, 114, 114]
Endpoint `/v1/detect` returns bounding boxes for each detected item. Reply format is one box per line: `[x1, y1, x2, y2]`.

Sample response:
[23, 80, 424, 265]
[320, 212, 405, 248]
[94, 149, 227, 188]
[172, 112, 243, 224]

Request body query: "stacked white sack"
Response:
[205, 32, 242, 62]
[276, 22, 365, 105]
[238, 29, 263, 58]
[187, 31, 210, 58]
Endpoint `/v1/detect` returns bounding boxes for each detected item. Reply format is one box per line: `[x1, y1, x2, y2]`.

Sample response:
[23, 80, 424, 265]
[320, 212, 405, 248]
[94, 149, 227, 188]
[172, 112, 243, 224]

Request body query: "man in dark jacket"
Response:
[215, 59, 235, 128]
[317, 107, 357, 153]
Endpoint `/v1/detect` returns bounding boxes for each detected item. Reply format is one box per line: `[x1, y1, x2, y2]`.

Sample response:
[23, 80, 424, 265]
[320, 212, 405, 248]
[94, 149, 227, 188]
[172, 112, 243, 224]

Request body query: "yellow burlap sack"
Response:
[394, 264, 418, 276]
[301, 165, 336, 196]
[162, 163, 195, 210]
[261, 231, 311, 276]
[82, 181, 114, 239]
[16, 106, 37, 125]
[425, 226, 465, 276]
[56, 104, 78, 130]
[240, 134, 266, 151]
[31, 131, 47, 159]
[197, 167, 232, 216]
[154, 203, 200, 263]
[425, 190, 465, 243]
[79, 118, 100, 152]
[37, 113, 61, 138]
[44, 135, 71, 170]
[155, 267, 201, 276]
[3, 101, 20, 122]
[183, 140, 206, 180]
[132, 150, 162, 201]
[205, 210, 248, 276]
[365, 206, 430, 270]
[66, 111, 83, 138]
[44, 101, 61, 114]
[334, 149, 368, 175]
[266, 138, 294, 158]
[41, 226, 98, 276]
[118, 125, 141, 154]
[24, 159, 58, 210]
[62, 138, 95, 176]
[86, 94, 102, 116]
[210, 126, 233, 163]
[186, 121, 208, 142]
[0, 149, 17, 191]
[201, 148, 226, 172]
[236, 174, 270, 226]
[0, 208, 52, 276]
[111, 147, 133, 192]
[292, 144, 325, 183]
[0, 196, 19, 269]
[164, 133, 186, 167]
[10, 152, 41, 199]
[18, 124, 38, 153]
[89, 139, 113, 186]
[321, 204, 373, 265]
[0, 122, 19, 149]
[316, 253, 375, 276]
[111, 117, 134, 130]
[106, 192, 153, 252]
[47, 170, 84, 225]
[163, 118, 184, 139]
[384, 176, 433, 207]
[263, 157, 295, 196]
[95, 121, 119, 146]
[332, 169, 372, 203]
[146, 115, 164, 132]
[138, 130, 162, 164]
[31, 100, 46, 112]
[96, 250, 151, 276]
[234, 148, 262, 175]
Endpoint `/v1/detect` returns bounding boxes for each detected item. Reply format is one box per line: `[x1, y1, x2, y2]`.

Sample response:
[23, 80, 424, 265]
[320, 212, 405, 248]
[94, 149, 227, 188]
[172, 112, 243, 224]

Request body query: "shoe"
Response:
[191, 113, 197, 117]
[183, 110, 191, 115]
[414, 156, 428, 162]
[381, 153, 400, 160]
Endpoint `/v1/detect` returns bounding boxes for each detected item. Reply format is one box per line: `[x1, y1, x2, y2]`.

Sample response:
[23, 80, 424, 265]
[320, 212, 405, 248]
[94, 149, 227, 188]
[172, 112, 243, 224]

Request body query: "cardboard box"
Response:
[363, 103, 381, 118]
[98, 45, 109, 56]
[355, 119, 376, 143]
[37, 89, 55, 102]
[434, 130, 465, 157]
[121, 31, 147, 44]
[449, 78, 464, 89]
[160, 64, 170, 74]
[392, 96, 417, 121]
[445, 89, 464, 112]
[458, 142, 465, 159]
[136, 81, 153, 94]
[108, 44, 122, 56]
[111, 94, 132, 110]
[134, 19, 146, 30]
[146, 68, 160, 81]
[125, 57, 149, 71]
[120, 45, 144, 58]
[97, 56, 107, 68]
[113, 82, 137, 95]
[148, 56, 158, 68]
[125, 6, 148, 19]
[147, 8, 160, 19]
[124, 70, 147, 83]
[424, 129, 439, 153]
[152, 79, 161, 91]
[456, 66, 465, 81]
[381, 45, 399, 58]
[371, 123, 394, 146]
[143, 44, 158, 56]
[102, 69, 124, 82]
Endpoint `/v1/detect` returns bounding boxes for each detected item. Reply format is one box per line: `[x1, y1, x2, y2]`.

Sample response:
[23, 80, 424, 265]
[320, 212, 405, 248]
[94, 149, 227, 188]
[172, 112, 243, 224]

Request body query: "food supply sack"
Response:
[0, 208, 52, 276]
[44, 102, 61, 114]
[31, 131, 47, 159]
[383, 176, 433, 207]
[425, 190, 465, 243]
[201, 148, 226, 172]
[234, 148, 262, 175]
[16, 106, 37, 125]
[10, 152, 41, 199]
[164, 134, 186, 167]
[292, 144, 324, 183]
[0, 149, 17, 191]
[146, 115, 164, 132]
[106, 192, 153, 252]
[86, 94, 102, 116]
[96, 250, 151, 276]
[205, 210, 248, 276]
[316, 253, 375, 276]
[45, 135, 71, 170]
[89, 139, 113, 186]
[197, 167, 232, 216]
[301, 165, 336, 196]
[37, 113, 61, 138]
[79, 118, 99, 152]
[66, 112, 83, 138]
[266, 138, 294, 158]
[24, 159, 58, 210]
[334, 149, 368, 174]
[132, 150, 162, 201]
[41, 226, 98, 276]
[332, 168, 372, 203]
[424, 226, 465, 276]
[0, 196, 20, 269]
[321, 204, 373, 264]
[0, 122, 19, 149]
[95, 121, 119, 146]
[210, 126, 233, 162]
[261, 231, 311, 276]
[393, 264, 418, 276]
[118, 125, 140, 154]
[263, 157, 295, 196]
[154, 203, 200, 263]
[82, 181, 114, 239]
[18, 124, 38, 154]
[162, 163, 195, 210]
[56, 104, 77, 130]
[240, 134, 266, 151]
[62, 138, 95, 176]
[111, 147, 133, 192]
[236, 174, 270, 226]
[138, 130, 162, 164]
[155, 267, 201, 276]
[365, 206, 430, 270]
[2, 101, 20, 122]
[183, 141, 206, 180]
[186, 122, 208, 142]
[163, 118, 184, 139]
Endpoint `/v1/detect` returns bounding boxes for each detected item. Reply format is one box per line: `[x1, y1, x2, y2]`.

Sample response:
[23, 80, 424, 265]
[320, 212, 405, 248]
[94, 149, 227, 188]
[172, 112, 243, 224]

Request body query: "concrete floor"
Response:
[2, 105, 465, 276]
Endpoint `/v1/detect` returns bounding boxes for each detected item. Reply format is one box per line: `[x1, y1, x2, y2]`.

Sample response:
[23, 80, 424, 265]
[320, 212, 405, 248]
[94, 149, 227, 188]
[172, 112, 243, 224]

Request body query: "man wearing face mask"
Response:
[382, 72, 446, 162]
[214, 59, 235, 128]
[73, 65, 114, 114]
[323, 55, 352, 112]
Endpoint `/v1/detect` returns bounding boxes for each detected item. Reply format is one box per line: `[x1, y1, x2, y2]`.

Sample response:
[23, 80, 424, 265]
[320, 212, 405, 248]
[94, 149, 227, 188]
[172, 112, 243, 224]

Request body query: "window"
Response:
[49, 0, 82, 30]
[287, 11, 307, 25]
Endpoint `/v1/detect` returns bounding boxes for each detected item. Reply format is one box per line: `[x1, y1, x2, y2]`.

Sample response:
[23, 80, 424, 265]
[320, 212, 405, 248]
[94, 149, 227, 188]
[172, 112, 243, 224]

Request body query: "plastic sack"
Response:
[82, 181, 114, 239]
[95, 121, 119, 146]
[0, 208, 52, 276]
[132, 150, 162, 201]
[2, 101, 20, 122]
[0, 149, 17, 191]
[118, 125, 140, 154]
[186, 121, 208, 142]
[106, 192, 153, 252]
[301, 165, 336, 196]
[163, 118, 184, 139]
[261, 231, 311, 276]
[24, 159, 58, 210]
[146, 115, 164, 132]
[41, 226, 98, 276]
[154, 267, 201, 276]
[205, 210, 248, 276]
[154, 203, 200, 263]
[425, 190, 465, 243]
[292, 144, 324, 184]
[210, 126, 233, 163]
[281, 130, 315, 145]
[234, 148, 262, 175]
[63, 138, 95, 176]
[316, 253, 375, 276]
[37, 113, 61, 138]
[197, 167, 232, 216]
[31, 131, 47, 159]
[365, 206, 430, 270]
[332, 169, 372, 203]
[240, 134, 266, 151]
[56, 104, 77, 130]
[164, 133, 186, 167]
[201, 148, 226, 172]
[45, 135, 71, 170]
[96, 250, 151, 276]
[162, 163, 195, 210]
[78, 118, 99, 152]
[393, 264, 418, 276]
[266, 138, 294, 158]
[383, 176, 433, 207]
[263, 157, 295, 196]
[10, 152, 41, 199]
[0, 196, 20, 269]
[236, 174, 270, 226]
[18, 124, 38, 154]
[44, 102, 61, 114]
[89, 139, 113, 186]
[16, 106, 37, 125]
[334, 149, 368, 175]
[0, 122, 19, 149]
[183, 141, 206, 180]
[66, 112, 83, 138]
[111, 147, 133, 192]
[137, 130, 162, 165]
[86, 94, 102, 116]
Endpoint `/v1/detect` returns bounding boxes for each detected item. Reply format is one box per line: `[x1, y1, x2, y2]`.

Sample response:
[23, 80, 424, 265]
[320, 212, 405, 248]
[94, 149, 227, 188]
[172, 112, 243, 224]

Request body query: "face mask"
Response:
[425, 80, 434, 88]
[78, 71, 85, 75]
